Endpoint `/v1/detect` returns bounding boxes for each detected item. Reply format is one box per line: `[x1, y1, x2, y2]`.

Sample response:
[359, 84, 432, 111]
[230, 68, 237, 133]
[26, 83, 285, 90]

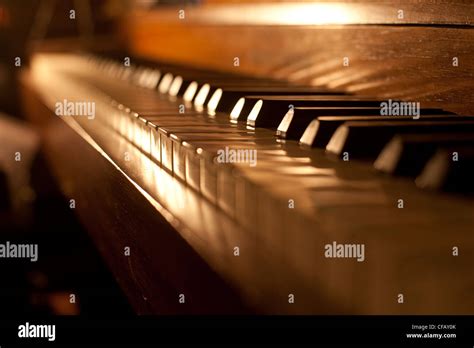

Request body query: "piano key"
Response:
[31, 52, 474, 315]
[142, 116, 233, 151]
[374, 133, 474, 176]
[190, 140, 281, 205]
[143, 117, 242, 143]
[126, 111, 140, 143]
[184, 139, 324, 212]
[194, 80, 300, 111]
[416, 147, 474, 193]
[243, 96, 389, 128]
[326, 121, 474, 159]
[252, 105, 388, 128]
[183, 81, 200, 104]
[168, 75, 185, 98]
[165, 131, 275, 176]
[158, 73, 174, 94]
[299, 114, 466, 147]
[183, 79, 286, 108]
[149, 122, 161, 163]
[166, 73, 257, 99]
[160, 132, 268, 172]
[137, 68, 161, 89]
[135, 116, 150, 154]
[207, 86, 344, 115]
[165, 69, 277, 86]
[182, 141, 277, 194]
[194, 84, 212, 111]
[169, 129, 267, 179]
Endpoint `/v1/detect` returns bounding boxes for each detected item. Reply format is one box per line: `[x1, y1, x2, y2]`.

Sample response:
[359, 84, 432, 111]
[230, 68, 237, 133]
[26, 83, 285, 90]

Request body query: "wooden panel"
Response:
[120, 2, 474, 114]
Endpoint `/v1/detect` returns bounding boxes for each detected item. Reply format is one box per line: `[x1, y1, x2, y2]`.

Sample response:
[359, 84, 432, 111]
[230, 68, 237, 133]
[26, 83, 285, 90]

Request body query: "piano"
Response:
[19, 0, 474, 314]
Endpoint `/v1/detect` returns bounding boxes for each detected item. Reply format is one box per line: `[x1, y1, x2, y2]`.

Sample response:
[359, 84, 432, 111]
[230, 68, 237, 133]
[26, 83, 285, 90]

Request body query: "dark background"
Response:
[0, 0, 133, 316]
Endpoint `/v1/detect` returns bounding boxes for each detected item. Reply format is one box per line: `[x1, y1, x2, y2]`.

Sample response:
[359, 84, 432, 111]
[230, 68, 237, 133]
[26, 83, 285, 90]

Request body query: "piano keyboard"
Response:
[27, 52, 474, 314]
[48, 53, 473, 194]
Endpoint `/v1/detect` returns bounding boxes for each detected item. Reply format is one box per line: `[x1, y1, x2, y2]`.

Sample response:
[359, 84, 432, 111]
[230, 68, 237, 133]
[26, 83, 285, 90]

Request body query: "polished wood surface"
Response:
[121, 1, 474, 115]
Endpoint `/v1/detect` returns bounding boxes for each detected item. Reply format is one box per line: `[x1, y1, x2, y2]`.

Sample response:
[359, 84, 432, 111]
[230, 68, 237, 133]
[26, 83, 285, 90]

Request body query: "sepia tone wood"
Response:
[21, 55, 474, 314]
[19, 72, 250, 315]
[199, 0, 472, 19]
[138, 1, 474, 26]
[120, 1, 474, 115]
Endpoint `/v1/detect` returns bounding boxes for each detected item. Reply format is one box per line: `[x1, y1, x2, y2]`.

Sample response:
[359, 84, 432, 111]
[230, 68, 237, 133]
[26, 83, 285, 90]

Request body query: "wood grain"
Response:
[120, 2, 474, 115]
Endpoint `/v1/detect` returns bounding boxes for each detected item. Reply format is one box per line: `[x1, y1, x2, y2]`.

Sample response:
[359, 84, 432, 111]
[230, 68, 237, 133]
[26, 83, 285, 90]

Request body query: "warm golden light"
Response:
[146, 69, 161, 89]
[183, 81, 198, 103]
[207, 88, 222, 115]
[230, 97, 245, 121]
[325, 125, 348, 155]
[299, 119, 319, 146]
[151, 129, 160, 162]
[158, 73, 173, 94]
[247, 99, 263, 123]
[197, 3, 359, 26]
[134, 122, 142, 149]
[277, 108, 294, 134]
[140, 124, 151, 154]
[194, 83, 210, 109]
[169, 75, 183, 97]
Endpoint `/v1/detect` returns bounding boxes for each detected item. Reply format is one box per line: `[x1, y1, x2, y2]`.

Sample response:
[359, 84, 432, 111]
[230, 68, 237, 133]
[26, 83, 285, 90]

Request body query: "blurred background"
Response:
[0, 0, 133, 316]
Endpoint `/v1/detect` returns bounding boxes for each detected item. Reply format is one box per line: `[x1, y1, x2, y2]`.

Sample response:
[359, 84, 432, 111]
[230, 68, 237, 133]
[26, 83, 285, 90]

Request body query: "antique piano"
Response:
[19, 0, 474, 315]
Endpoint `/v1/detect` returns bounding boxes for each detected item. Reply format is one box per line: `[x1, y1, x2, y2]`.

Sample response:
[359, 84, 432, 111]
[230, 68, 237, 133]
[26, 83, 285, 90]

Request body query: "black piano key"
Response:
[184, 79, 273, 102]
[374, 133, 474, 176]
[174, 70, 280, 85]
[180, 77, 278, 104]
[169, 73, 271, 99]
[298, 114, 465, 147]
[164, 69, 275, 100]
[167, 71, 253, 98]
[326, 121, 474, 159]
[208, 86, 344, 114]
[254, 106, 393, 129]
[245, 96, 397, 128]
[194, 80, 297, 111]
[416, 147, 474, 193]
[230, 95, 379, 122]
